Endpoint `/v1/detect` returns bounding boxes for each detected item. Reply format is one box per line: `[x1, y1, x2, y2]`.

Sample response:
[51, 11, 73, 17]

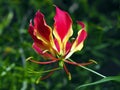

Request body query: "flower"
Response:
[28, 6, 93, 80]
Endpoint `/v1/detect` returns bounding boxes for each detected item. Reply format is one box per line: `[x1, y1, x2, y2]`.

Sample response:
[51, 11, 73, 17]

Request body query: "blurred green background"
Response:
[0, 0, 120, 90]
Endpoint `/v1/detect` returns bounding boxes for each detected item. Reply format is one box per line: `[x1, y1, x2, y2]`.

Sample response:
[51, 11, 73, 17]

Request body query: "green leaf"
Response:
[76, 76, 120, 90]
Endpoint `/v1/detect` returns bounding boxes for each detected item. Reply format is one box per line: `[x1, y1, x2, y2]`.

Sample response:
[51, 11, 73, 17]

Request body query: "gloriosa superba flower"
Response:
[28, 6, 93, 80]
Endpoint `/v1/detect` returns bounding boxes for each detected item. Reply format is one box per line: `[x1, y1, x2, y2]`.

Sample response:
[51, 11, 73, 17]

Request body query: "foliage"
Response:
[0, 0, 120, 90]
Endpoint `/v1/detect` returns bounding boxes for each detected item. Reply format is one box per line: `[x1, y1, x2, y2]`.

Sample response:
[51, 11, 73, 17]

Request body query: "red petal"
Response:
[65, 22, 87, 59]
[70, 22, 87, 52]
[34, 10, 53, 43]
[54, 39, 60, 52]
[29, 22, 54, 56]
[54, 7, 72, 41]
[76, 30, 87, 46]
[77, 21, 85, 28]
[32, 43, 57, 60]
[32, 42, 43, 54]
[28, 21, 44, 47]
[29, 11, 56, 55]
[76, 21, 87, 46]
[65, 41, 72, 54]
[53, 7, 73, 55]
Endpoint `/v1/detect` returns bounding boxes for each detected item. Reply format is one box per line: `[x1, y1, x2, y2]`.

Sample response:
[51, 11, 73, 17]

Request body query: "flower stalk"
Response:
[68, 58, 106, 78]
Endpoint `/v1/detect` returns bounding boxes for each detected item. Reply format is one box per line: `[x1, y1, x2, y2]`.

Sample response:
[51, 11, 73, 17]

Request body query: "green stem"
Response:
[68, 58, 106, 78]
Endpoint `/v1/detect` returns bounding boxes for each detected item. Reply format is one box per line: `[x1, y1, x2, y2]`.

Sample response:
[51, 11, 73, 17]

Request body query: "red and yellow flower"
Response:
[28, 6, 93, 80]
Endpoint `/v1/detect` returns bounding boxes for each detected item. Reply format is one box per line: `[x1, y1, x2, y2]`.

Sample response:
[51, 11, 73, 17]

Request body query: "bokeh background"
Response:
[0, 0, 120, 90]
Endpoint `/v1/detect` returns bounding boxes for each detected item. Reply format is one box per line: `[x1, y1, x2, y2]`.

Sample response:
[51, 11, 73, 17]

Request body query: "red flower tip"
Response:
[77, 21, 85, 28]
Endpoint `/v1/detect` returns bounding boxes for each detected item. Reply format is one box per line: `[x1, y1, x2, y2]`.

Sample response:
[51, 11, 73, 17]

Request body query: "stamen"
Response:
[42, 50, 48, 53]
[26, 56, 33, 61]
[40, 70, 54, 80]
[63, 64, 72, 80]
[71, 37, 75, 41]
[29, 59, 58, 64]
[89, 59, 98, 64]
[63, 64, 69, 74]
[37, 67, 61, 81]
[65, 60, 93, 66]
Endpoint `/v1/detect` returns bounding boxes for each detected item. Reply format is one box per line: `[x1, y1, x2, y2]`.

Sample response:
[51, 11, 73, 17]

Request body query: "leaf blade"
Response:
[76, 76, 120, 90]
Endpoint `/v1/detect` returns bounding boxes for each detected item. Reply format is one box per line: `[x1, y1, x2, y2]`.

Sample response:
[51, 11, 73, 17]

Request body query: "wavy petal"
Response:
[53, 6, 73, 55]
[29, 21, 56, 57]
[77, 21, 85, 28]
[28, 21, 47, 50]
[74, 29, 87, 49]
[32, 43, 58, 60]
[34, 11, 53, 44]
[71, 22, 87, 52]
[33, 11, 57, 54]
[65, 22, 87, 59]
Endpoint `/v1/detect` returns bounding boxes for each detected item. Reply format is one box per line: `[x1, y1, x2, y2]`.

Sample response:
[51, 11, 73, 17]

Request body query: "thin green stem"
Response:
[68, 58, 106, 78]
